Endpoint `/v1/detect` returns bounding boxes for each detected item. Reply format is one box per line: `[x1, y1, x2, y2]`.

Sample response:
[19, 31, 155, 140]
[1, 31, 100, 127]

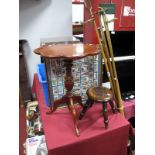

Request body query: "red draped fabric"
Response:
[32, 74, 133, 155]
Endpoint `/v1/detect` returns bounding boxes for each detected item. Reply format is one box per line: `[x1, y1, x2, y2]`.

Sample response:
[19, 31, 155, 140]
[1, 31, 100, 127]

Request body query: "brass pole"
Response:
[99, 7, 124, 116]
[84, 0, 116, 100]
[97, 12, 118, 106]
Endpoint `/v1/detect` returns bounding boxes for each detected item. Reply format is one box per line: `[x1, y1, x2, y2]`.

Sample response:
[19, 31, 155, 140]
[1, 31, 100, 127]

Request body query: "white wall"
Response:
[19, 0, 72, 86]
[72, 4, 84, 23]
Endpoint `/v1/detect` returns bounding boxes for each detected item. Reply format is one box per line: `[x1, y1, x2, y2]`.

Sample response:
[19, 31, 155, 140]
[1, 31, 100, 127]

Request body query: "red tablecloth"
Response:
[32, 74, 131, 155]
[123, 100, 135, 120]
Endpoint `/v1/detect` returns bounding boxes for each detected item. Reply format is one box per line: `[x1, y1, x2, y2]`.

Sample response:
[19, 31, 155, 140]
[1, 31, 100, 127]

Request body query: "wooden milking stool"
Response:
[79, 86, 116, 128]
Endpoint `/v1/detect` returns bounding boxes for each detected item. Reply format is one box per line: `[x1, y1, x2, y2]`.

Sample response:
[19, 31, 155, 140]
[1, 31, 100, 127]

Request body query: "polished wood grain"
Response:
[87, 86, 112, 102]
[34, 43, 100, 60]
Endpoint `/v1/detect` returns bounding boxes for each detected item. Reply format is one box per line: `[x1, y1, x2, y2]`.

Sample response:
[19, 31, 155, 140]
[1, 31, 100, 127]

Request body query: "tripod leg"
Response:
[46, 98, 64, 114]
[102, 101, 108, 129]
[68, 98, 80, 137]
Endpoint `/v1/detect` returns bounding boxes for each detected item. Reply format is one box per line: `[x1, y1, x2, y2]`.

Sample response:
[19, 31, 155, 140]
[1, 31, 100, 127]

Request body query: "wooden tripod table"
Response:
[34, 43, 100, 136]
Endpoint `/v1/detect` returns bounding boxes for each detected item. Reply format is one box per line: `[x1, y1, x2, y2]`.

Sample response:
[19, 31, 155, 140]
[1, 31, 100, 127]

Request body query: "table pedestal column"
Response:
[47, 59, 83, 137]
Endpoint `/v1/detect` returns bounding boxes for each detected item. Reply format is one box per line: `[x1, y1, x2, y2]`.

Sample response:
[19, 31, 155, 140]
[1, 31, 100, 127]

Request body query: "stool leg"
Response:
[79, 99, 93, 120]
[102, 101, 108, 128]
[109, 100, 116, 113]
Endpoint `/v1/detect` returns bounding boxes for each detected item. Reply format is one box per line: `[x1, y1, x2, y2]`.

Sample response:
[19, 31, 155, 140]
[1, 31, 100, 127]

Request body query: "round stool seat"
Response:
[87, 86, 113, 102]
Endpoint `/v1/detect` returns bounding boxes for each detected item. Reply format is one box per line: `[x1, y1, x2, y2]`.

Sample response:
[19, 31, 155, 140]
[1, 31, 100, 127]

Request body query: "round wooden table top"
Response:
[34, 43, 100, 60]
